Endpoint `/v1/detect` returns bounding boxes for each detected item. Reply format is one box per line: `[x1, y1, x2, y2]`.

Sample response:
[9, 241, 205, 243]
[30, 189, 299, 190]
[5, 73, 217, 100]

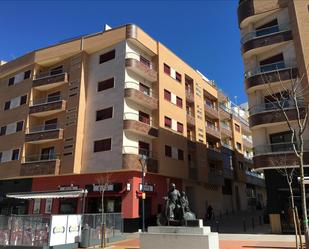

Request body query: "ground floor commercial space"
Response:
[0, 171, 266, 231]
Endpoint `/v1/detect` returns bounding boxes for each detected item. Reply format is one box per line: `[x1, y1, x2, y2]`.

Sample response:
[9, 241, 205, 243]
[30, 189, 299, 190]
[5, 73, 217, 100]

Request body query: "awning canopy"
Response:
[6, 189, 88, 199]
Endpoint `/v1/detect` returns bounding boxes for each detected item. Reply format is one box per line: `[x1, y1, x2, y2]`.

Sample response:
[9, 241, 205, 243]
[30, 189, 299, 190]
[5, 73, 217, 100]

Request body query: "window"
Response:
[4, 101, 10, 110]
[164, 63, 171, 75]
[47, 91, 61, 102]
[177, 122, 183, 133]
[236, 142, 242, 150]
[94, 138, 112, 152]
[165, 145, 172, 157]
[40, 147, 55, 160]
[139, 83, 150, 96]
[139, 111, 150, 125]
[235, 124, 240, 132]
[0, 126, 6, 136]
[140, 56, 151, 68]
[50, 66, 63, 75]
[44, 118, 58, 130]
[20, 95, 27, 105]
[175, 72, 182, 82]
[164, 90, 171, 101]
[96, 107, 113, 121]
[98, 78, 114, 92]
[178, 149, 184, 160]
[139, 141, 150, 157]
[99, 50, 115, 64]
[11, 149, 19, 161]
[164, 116, 172, 128]
[269, 131, 293, 152]
[8, 77, 15, 86]
[24, 70, 31, 80]
[176, 97, 183, 108]
[16, 121, 23, 132]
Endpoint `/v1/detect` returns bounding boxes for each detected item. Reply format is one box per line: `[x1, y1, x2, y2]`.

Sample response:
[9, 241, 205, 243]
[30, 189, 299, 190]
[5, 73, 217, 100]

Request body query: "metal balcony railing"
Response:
[249, 99, 304, 115]
[245, 60, 297, 79]
[26, 123, 61, 134]
[30, 95, 64, 107]
[254, 141, 309, 156]
[220, 122, 231, 131]
[22, 154, 59, 163]
[241, 23, 290, 44]
[34, 68, 66, 80]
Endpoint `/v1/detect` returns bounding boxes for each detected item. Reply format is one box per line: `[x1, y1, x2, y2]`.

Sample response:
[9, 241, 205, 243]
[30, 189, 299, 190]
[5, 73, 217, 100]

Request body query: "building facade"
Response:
[238, 0, 309, 233]
[0, 24, 265, 231]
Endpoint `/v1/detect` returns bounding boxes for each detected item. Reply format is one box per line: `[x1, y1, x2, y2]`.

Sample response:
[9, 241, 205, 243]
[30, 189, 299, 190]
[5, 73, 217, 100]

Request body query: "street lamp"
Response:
[139, 154, 147, 232]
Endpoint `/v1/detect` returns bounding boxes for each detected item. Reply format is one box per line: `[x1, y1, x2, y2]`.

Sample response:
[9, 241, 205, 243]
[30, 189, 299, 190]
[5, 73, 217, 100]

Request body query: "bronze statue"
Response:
[157, 183, 196, 226]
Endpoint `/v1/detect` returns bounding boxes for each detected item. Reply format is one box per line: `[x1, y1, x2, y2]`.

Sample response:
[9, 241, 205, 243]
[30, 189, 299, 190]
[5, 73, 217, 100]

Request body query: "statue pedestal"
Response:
[140, 221, 219, 249]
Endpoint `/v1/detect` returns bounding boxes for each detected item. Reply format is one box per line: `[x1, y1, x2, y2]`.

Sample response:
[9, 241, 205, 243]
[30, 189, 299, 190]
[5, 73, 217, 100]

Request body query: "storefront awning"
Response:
[6, 189, 88, 199]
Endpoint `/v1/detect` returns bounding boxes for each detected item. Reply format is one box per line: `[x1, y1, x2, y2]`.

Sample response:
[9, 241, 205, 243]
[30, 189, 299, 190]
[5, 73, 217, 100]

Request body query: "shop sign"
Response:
[66, 215, 81, 244]
[59, 185, 79, 191]
[93, 184, 114, 192]
[139, 183, 154, 192]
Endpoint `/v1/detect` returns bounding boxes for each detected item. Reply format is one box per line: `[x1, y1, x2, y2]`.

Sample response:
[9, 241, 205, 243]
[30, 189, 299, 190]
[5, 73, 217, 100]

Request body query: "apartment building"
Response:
[0, 24, 265, 231]
[238, 0, 309, 233]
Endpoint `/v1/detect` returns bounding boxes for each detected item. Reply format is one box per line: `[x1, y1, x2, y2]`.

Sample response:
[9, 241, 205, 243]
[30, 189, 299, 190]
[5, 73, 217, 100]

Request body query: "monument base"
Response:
[140, 221, 219, 249]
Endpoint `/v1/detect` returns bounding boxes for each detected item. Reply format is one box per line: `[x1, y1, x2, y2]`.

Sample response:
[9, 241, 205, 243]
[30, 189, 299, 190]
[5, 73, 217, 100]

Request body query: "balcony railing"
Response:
[254, 141, 309, 156]
[222, 143, 233, 150]
[245, 60, 297, 79]
[219, 103, 232, 114]
[30, 95, 64, 107]
[242, 135, 253, 143]
[241, 23, 290, 44]
[26, 123, 61, 134]
[220, 122, 231, 131]
[22, 154, 59, 163]
[123, 112, 155, 127]
[125, 52, 155, 70]
[34, 68, 65, 80]
[124, 81, 157, 98]
[249, 99, 304, 115]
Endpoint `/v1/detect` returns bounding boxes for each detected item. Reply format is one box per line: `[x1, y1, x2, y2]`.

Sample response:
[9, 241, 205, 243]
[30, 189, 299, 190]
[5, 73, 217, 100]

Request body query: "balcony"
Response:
[242, 135, 253, 148]
[25, 124, 63, 144]
[186, 113, 195, 127]
[206, 123, 221, 140]
[220, 122, 232, 137]
[20, 154, 60, 176]
[29, 96, 66, 117]
[219, 104, 232, 119]
[245, 61, 298, 91]
[125, 52, 157, 82]
[185, 90, 194, 103]
[124, 82, 158, 110]
[208, 168, 224, 185]
[205, 103, 219, 119]
[241, 23, 292, 54]
[245, 171, 265, 187]
[207, 147, 222, 161]
[253, 141, 309, 169]
[244, 154, 253, 164]
[122, 146, 158, 173]
[249, 100, 305, 128]
[123, 113, 158, 138]
[33, 69, 68, 90]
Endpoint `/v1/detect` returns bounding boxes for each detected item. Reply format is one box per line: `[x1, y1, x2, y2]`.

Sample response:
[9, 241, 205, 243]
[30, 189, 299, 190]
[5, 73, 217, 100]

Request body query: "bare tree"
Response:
[273, 155, 302, 249]
[261, 70, 309, 245]
[96, 174, 112, 248]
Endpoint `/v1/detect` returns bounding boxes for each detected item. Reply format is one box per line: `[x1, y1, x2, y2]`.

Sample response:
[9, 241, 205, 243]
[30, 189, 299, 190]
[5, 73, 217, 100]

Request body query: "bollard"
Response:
[251, 217, 255, 230]
[243, 218, 246, 232]
[215, 221, 219, 233]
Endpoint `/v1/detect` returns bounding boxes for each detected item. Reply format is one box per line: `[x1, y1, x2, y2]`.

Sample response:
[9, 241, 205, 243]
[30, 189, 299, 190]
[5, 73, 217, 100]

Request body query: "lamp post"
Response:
[139, 154, 147, 232]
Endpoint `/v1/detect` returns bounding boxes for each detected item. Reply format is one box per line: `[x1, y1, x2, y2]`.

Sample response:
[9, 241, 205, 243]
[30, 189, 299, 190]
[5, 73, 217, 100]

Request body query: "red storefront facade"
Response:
[28, 171, 182, 231]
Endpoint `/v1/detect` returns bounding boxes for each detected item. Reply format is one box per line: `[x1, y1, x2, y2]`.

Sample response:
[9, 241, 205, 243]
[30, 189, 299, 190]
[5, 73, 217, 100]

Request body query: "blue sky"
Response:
[0, 0, 246, 103]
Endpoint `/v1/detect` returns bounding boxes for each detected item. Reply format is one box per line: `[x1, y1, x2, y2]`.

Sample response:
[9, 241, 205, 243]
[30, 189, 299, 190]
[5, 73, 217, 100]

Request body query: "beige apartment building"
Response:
[238, 0, 309, 233]
[0, 24, 265, 231]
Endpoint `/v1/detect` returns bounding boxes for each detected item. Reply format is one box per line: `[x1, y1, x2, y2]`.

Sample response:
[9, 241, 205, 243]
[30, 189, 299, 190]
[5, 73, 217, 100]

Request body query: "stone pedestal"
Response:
[140, 223, 219, 249]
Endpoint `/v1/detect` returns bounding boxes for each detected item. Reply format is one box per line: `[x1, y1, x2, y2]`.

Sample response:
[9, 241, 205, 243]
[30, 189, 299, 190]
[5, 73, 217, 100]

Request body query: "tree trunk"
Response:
[101, 190, 105, 248]
[296, 207, 303, 249]
[299, 156, 309, 246]
[288, 179, 299, 249]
